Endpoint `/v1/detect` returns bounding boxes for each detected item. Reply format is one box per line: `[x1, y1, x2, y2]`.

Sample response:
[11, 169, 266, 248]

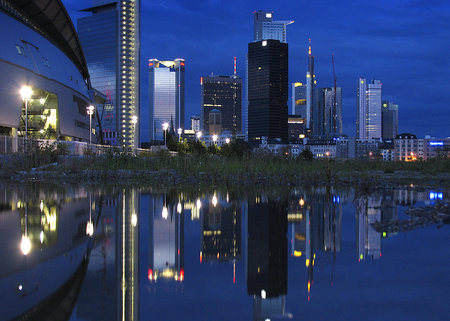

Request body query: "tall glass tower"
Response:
[78, 0, 140, 147]
[357, 78, 382, 140]
[148, 59, 185, 141]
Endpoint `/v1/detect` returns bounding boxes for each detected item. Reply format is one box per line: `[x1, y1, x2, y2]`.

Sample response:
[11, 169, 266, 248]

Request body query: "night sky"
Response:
[64, 0, 450, 140]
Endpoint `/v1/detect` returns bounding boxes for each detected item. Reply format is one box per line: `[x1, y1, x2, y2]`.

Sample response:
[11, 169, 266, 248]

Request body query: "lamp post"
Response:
[177, 127, 182, 142]
[162, 122, 169, 147]
[86, 105, 95, 145]
[20, 86, 32, 143]
[212, 134, 218, 146]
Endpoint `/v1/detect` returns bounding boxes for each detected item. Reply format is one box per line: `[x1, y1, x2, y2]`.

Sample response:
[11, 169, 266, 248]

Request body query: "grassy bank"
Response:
[1, 148, 450, 189]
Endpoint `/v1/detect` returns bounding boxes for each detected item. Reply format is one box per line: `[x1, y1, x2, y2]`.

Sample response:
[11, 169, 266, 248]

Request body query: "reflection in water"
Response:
[0, 186, 447, 320]
[0, 187, 99, 320]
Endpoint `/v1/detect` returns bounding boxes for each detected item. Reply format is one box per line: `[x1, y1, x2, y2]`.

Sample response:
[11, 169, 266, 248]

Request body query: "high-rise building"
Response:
[201, 75, 242, 135]
[190, 115, 200, 132]
[357, 78, 382, 140]
[291, 82, 307, 117]
[78, 0, 140, 147]
[248, 40, 288, 143]
[244, 11, 293, 140]
[382, 101, 399, 140]
[319, 87, 343, 136]
[148, 59, 185, 141]
[253, 11, 294, 43]
[78, 2, 119, 145]
[306, 41, 318, 136]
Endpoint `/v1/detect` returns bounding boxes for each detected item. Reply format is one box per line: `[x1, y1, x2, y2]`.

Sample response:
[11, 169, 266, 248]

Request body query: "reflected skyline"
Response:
[0, 185, 448, 320]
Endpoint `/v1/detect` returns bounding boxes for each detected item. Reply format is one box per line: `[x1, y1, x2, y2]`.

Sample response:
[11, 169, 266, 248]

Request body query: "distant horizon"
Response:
[64, 0, 450, 140]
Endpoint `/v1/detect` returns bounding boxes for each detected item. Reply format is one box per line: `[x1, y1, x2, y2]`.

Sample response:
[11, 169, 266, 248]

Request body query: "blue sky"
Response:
[65, 0, 450, 139]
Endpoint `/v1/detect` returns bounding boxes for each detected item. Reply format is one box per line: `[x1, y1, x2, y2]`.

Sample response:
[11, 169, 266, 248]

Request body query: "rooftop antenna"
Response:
[234, 56, 237, 75]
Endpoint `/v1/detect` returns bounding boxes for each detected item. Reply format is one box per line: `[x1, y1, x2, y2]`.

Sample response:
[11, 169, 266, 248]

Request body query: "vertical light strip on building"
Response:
[118, 0, 140, 147]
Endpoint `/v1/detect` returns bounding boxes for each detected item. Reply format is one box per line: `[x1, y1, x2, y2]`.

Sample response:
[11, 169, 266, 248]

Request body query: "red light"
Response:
[180, 268, 184, 281]
[180, 62, 185, 66]
[178, 249, 180, 255]
[200, 77, 203, 85]
[148, 269, 153, 280]
[380, 253, 382, 257]
[200, 252, 202, 263]
[148, 63, 153, 67]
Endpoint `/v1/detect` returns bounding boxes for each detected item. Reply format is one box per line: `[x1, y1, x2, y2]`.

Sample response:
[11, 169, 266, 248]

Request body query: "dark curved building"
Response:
[0, 0, 98, 142]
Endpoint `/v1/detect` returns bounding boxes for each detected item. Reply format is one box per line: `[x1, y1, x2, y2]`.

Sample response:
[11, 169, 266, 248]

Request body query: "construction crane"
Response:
[332, 53, 337, 133]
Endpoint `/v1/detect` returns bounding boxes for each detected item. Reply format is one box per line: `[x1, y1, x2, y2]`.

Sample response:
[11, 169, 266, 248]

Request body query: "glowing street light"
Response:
[162, 206, 168, 219]
[20, 86, 32, 142]
[162, 122, 169, 147]
[212, 134, 218, 145]
[86, 105, 95, 145]
[212, 194, 218, 207]
[177, 128, 182, 141]
[225, 138, 230, 144]
[177, 202, 182, 214]
[196, 131, 202, 141]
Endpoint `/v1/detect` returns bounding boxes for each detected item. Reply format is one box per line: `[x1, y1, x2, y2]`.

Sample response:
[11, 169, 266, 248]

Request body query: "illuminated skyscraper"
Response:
[79, 0, 140, 147]
[292, 82, 307, 117]
[248, 40, 288, 143]
[306, 41, 318, 136]
[245, 11, 293, 140]
[382, 100, 399, 140]
[319, 87, 343, 136]
[148, 59, 185, 141]
[357, 78, 382, 140]
[78, 2, 119, 145]
[201, 75, 242, 135]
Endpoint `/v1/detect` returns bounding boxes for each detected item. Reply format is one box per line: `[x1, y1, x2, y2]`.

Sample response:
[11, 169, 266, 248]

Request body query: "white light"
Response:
[196, 131, 202, 139]
[212, 194, 218, 207]
[162, 122, 169, 131]
[162, 206, 168, 219]
[196, 199, 202, 209]
[131, 115, 138, 124]
[262, 40, 267, 47]
[21, 235, 31, 255]
[39, 98, 45, 105]
[40, 200, 44, 212]
[261, 289, 266, 299]
[18, 285, 23, 291]
[177, 128, 182, 135]
[177, 202, 182, 214]
[20, 86, 32, 100]
[131, 214, 137, 227]
[86, 221, 94, 236]
[212, 135, 218, 142]
[40, 231, 44, 243]
[86, 105, 95, 115]
[266, 13, 272, 18]
[225, 138, 230, 144]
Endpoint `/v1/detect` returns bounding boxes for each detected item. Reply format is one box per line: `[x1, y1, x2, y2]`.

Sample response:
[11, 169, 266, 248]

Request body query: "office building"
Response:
[288, 116, 306, 142]
[291, 82, 307, 117]
[319, 87, 343, 136]
[201, 75, 242, 135]
[357, 78, 382, 140]
[382, 101, 399, 140]
[394, 133, 418, 161]
[248, 40, 288, 143]
[78, 1, 119, 145]
[190, 115, 200, 132]
[244, 11, 293, 140]
[306, 41, 318, 136]
[148, 59, 185, 141]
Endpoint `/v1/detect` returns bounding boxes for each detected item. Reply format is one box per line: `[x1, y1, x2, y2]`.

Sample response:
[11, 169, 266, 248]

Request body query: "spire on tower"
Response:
[308, 38, 312, 55]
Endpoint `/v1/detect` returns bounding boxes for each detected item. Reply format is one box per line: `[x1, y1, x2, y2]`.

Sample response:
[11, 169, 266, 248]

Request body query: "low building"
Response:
[394, 133, 418, 161]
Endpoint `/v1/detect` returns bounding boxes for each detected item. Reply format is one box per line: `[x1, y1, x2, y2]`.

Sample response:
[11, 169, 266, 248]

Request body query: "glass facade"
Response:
[149, 59, 185, 141]
[357, 78, 382, 140]
[78, 2, 119, 145]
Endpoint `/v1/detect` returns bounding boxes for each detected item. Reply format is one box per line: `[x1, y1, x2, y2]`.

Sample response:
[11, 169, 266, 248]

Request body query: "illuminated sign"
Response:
[429, 192, 443, 200]
[429, 141, 444, 146]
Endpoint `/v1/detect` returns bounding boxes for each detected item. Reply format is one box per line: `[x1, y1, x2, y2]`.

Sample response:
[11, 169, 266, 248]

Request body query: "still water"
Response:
[0, 185, 448, 321]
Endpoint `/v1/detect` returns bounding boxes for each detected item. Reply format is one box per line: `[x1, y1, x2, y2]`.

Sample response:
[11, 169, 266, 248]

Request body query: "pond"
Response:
[0, 185, 448, 321]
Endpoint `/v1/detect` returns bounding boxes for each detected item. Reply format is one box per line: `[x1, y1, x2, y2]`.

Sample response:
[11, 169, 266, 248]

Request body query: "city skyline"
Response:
[66, 0, 450, 138]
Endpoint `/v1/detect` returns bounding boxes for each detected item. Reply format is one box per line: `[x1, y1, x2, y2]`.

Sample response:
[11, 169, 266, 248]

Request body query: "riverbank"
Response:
[1, 153, 449, 190]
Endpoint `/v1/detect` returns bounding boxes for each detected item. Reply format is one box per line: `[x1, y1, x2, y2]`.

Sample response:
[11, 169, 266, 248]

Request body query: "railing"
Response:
[0, 136, 149, 155]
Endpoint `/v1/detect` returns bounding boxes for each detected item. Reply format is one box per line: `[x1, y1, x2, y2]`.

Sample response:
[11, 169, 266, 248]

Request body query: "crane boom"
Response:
[332, 54, 337, 133]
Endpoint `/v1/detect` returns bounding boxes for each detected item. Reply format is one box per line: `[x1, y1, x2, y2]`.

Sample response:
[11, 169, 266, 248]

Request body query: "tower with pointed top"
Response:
[306, 40, 318, 136]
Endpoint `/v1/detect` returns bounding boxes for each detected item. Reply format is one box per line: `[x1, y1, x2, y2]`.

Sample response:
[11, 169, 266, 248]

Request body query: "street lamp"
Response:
[86, 105, 95, 145]
[225, 138, 230, 144]
[177, 128, 182, 141]
[212, 134, 218, 145]
[196, 131, 202, 141]
[162, 122, 169, 147]
[20, 86, 32, 141]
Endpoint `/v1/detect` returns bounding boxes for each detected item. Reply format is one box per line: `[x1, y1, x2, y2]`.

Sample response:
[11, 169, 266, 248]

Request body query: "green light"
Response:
[383, 232, 387, 237]
[360, 254, 363, 260]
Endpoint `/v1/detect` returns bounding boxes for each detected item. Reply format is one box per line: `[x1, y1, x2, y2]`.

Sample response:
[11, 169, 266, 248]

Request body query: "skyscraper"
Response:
[245, 11, 293, 140]
[357, 78, 382, 140]
[291, 82, 307, 117]
[248, 40, 288, 143]
[148, 59, 185, 141]
[382, 101, 399, 140]
[306, 41, 318, 136]
[201, 75, 242, 135]
[78, 0, 140, 148]
[78, 1, 119, 145]
[319, 87, 343, 136]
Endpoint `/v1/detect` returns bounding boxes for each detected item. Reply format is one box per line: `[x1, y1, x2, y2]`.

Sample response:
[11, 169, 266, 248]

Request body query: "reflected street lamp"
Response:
[132, 115, 138, 146]
[20, 86, 32, 142]
[87, 105, 95, 145]
[162, 122, 169, 147]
